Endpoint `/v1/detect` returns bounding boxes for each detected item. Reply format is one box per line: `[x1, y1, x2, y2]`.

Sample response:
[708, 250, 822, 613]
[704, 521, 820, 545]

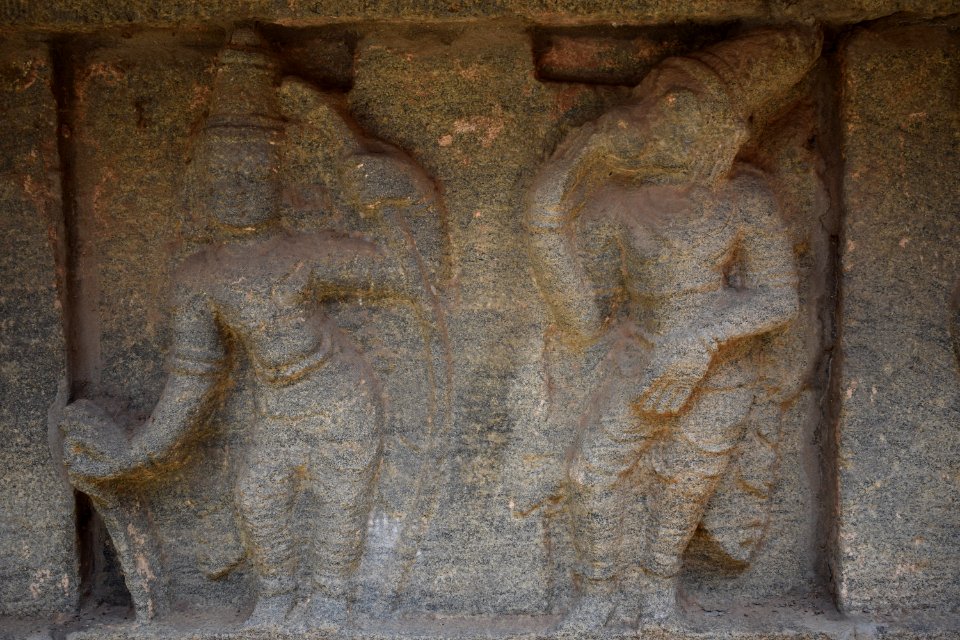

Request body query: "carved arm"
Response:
[699, 174, 800, 352]
[635, 175, 798, 416]
[524, 123, 605, 345]
[62, 277, 228, 481]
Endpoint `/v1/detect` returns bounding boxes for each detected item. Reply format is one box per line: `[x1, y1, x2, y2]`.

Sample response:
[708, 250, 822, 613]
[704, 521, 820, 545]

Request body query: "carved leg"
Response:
[639, 456, 725, 623]
[559, 373, 653, 632]
[83, 488, 167, 624]
[640, 385, 750, 623]
[236, 436, 302, 629]
[298, 393, 382, 631]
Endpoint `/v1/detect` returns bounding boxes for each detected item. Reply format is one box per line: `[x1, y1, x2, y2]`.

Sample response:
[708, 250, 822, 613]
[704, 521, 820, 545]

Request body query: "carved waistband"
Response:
[252, 334, 334, 386]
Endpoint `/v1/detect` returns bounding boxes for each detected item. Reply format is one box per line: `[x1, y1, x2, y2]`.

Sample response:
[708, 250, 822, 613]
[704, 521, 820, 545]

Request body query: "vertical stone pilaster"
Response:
[837, 24, 960, 616]
[0, 41, 78, 617]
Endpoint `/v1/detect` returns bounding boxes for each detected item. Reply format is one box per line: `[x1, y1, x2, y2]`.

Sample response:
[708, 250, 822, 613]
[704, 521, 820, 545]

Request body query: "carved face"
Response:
[193, 127, 283, 229]
[595, 89, 747, 187]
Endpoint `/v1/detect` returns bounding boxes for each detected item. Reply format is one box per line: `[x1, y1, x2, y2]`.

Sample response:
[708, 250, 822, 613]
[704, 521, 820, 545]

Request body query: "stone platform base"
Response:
[3, 604, 952, 640]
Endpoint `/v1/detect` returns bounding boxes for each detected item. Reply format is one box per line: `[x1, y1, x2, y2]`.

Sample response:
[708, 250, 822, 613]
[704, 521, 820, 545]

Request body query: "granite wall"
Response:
[0, 5, 956, 639]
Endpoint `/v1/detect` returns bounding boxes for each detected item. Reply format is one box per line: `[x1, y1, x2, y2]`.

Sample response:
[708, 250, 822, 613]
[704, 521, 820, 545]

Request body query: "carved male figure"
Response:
[60, 28, 429, 630]
[523, 29, 819, 628]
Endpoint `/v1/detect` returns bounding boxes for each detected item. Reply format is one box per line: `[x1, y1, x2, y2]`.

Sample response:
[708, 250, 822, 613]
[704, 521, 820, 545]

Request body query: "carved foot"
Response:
[241, 591, 296, 631]
[604, 591, 642, 630]
[636, 572, 682, 627]
[287, 592, 349, 633]
[554, 592, 617, 633]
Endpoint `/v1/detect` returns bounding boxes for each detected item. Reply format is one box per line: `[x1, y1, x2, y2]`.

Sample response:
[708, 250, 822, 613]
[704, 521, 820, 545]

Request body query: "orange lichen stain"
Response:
[454, 60, 483, 81]
[136, 553, 156, 581]
[29, 569, 52, 598]
[92, 167, 119, 223]
[189, 82, 212, 113]
[845, 379, 859, 400]
[448, 113, 505, 148]
[553, 85, 588, 117]
[12, 58, 42, 92]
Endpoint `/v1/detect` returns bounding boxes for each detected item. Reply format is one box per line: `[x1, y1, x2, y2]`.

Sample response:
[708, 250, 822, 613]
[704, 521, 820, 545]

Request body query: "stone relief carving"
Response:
[59, 28, 448, 631]
[1, 4, 957, 639]
[45, 21, 831, 637]
[511, 28, 821, 630]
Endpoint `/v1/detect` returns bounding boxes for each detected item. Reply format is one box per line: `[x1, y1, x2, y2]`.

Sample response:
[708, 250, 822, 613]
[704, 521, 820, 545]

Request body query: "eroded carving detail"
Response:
[44, 20, 835, 638]
[516, 28, 821, 629]
[59, 28, 444, 631]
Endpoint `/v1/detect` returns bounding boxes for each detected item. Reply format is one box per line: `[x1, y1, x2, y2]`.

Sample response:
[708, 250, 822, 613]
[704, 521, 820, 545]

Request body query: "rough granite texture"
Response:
[836, 24, 960, 619]
[0, 41, 78, 617]
[67, 31, 248, 613]
[0, 9, 957, 640]
[0, 1, 958, 30]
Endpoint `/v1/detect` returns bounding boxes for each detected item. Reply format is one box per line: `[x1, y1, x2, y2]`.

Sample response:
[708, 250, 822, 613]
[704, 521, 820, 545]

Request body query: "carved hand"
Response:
[637, 333, 715, 416]
[60, 399, 132, 481]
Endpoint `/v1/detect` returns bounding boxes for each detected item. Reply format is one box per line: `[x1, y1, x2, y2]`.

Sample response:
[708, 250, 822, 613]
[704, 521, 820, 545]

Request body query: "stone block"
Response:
[837, 24, 960, 617]
[0, 41, 78, 617]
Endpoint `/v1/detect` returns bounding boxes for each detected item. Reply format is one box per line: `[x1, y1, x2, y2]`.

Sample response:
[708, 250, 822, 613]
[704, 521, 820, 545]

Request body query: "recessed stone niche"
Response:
[0, 3, 957, 639]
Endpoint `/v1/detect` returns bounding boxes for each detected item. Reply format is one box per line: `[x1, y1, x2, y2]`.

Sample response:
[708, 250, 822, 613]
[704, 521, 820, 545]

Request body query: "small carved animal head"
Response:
[609, 90, 746, 187]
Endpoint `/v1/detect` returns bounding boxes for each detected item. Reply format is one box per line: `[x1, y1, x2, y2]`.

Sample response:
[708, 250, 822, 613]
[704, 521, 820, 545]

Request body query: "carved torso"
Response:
[178, 229, 383, 388]
[578, 179, 746, 337]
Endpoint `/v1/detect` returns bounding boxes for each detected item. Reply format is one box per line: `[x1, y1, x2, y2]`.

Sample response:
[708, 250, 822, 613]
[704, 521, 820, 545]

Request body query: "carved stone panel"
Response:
[0, 8, 956, 640]
[837, 24, 960, 617]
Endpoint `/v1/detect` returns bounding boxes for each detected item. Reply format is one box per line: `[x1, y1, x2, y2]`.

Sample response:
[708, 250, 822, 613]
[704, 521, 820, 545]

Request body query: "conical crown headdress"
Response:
[205, 26, 283, 133]
[188, 26, 285, 228]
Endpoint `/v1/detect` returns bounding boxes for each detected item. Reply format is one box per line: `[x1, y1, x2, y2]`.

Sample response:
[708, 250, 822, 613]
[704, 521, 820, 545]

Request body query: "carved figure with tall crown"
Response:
[59, 26, 437, 631]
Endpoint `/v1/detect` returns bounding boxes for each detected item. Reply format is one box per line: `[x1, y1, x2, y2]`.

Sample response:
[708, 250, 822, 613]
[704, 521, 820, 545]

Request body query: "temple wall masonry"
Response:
[838, 24, 959, 616]
[0, 41, 77, 618]
[0, 3, 956, 639]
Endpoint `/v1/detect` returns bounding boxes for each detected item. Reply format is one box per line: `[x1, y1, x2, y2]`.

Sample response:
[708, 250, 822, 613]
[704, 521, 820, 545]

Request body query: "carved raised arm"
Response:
[525, 123, 606, 345]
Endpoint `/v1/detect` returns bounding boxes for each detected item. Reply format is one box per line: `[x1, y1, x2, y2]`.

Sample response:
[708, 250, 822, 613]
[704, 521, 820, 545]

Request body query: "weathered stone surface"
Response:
[837, 24, 960, 618]
[0, 41, 78, 616]
[67, 30, 242, 617]
[0, 0, 958, 31]
[42, 24, 841, 633]
[349, 26, 589, 616]
[0, 10, 957, 640]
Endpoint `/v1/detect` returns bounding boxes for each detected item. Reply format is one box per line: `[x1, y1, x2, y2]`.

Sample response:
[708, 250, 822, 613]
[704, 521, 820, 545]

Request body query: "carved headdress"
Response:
[605, 27, 821, 185]
[192, 26, 285, 228]
[640, 28, 822, 125]
[205, 26, 284, 133]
